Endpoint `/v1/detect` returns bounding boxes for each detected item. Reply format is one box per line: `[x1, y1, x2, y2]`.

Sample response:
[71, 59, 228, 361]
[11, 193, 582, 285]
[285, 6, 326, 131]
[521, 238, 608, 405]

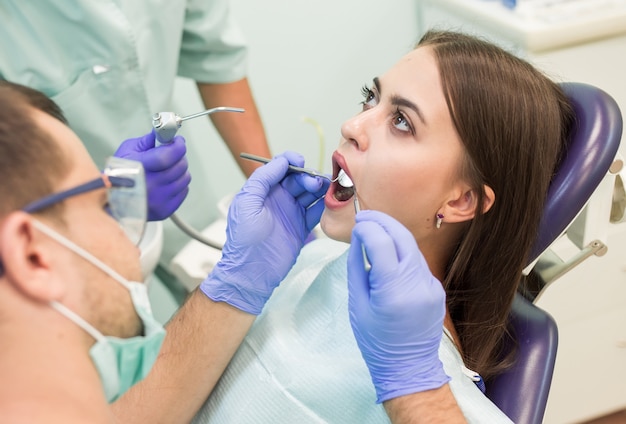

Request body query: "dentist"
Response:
[0, 81, 326, 423]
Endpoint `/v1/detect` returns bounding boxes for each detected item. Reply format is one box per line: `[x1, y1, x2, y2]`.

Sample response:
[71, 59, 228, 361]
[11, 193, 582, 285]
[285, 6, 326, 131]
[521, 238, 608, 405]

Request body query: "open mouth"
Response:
[333, 167, 355, 202]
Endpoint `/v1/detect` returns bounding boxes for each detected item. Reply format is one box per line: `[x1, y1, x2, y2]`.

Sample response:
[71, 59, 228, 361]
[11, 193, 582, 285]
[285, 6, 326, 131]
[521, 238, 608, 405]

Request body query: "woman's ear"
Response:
[481, 185, 495, 214]
[0, 212, 66, 303]
[441, 184, 495, 224]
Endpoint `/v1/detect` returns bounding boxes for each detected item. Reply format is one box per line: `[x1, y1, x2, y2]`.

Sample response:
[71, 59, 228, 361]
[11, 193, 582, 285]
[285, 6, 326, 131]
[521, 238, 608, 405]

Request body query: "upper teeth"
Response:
[337, 169, 354, 188]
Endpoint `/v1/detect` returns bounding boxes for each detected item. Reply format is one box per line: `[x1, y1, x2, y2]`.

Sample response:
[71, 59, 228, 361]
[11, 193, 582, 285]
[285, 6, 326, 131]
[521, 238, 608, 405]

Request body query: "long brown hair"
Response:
[418, 30, 574, 379]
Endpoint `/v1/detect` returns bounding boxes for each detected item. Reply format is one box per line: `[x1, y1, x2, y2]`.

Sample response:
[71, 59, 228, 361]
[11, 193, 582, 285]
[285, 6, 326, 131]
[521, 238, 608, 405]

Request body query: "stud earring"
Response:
[436, 213, 444, 229]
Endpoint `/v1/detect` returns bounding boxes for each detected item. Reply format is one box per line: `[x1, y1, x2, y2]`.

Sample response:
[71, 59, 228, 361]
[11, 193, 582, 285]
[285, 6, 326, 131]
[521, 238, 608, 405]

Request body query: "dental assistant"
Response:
[0, 0, 272, 273]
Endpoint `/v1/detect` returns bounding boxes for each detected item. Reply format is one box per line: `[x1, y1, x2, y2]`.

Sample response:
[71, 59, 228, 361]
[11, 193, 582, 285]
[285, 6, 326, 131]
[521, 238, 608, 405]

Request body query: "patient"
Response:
[194, 30, 574, 423]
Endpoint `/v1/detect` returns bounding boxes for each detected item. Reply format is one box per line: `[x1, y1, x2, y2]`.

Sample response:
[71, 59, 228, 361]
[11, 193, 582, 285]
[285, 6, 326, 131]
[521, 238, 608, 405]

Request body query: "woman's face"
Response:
[321, 46, 468, 244]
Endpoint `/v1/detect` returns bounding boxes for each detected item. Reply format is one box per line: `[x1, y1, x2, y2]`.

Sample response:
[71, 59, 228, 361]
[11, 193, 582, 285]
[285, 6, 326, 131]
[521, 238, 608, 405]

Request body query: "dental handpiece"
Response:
[151, 106, 244, 251]
[152, 106, 245, 145]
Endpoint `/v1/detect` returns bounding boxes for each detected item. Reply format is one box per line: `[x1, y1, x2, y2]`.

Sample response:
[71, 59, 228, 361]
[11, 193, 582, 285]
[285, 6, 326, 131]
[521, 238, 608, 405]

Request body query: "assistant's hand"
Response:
[114, 130, 190, 221]
[348, 210, 450, 403]
[200, 151, 329, 315]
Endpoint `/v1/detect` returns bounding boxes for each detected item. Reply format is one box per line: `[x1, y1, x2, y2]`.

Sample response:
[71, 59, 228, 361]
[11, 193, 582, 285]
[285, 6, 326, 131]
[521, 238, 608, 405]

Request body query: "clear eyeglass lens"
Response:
[104, 157, 147, 245]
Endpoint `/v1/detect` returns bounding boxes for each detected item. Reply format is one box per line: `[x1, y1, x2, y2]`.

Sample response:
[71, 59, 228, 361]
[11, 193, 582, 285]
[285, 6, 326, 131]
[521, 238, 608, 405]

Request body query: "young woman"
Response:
[196, 30, 574, 423]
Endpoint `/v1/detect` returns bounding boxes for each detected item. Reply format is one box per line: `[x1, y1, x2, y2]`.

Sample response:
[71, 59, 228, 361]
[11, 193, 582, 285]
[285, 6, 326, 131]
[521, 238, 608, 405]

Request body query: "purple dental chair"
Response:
[485, 82, 623, 424]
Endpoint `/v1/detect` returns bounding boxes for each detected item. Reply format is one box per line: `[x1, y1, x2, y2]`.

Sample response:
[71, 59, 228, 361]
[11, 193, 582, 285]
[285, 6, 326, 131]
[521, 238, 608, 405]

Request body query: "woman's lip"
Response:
[332, 151, 352, 181]
[324, 187, 352, 210]
[324, 151, 354, 210]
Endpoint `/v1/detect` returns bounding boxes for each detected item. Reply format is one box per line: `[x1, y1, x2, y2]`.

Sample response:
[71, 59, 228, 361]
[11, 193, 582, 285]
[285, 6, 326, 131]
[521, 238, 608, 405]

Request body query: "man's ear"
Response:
[0, 212, 65, 302]
[441, 184, 495, 224]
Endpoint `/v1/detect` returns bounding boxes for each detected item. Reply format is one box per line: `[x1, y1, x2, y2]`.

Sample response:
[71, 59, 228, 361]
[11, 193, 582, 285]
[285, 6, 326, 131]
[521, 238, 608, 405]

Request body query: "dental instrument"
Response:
[151, 106, 245, 249]
[308, 165, 370, 273]
[239, 153, 372, 272]
[352, 187, 372, 273]
[152, 106, 245, 145]
[240, 152, 338, 182]
[241, 152, 370, 270]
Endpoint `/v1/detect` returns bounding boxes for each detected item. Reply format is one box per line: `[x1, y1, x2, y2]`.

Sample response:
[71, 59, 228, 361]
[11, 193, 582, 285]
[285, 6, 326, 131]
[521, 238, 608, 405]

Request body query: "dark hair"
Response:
[0, 81, 70, 217]
[417, 30, 574, 379]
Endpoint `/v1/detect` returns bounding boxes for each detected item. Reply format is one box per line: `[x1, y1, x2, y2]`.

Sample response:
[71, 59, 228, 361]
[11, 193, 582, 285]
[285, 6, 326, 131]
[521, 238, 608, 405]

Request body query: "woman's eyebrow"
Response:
[373, 77, 427, 126]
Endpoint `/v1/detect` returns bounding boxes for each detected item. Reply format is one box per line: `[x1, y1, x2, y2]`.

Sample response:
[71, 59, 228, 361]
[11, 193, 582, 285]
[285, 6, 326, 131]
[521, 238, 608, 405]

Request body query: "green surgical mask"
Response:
[34, 220, 166, 402]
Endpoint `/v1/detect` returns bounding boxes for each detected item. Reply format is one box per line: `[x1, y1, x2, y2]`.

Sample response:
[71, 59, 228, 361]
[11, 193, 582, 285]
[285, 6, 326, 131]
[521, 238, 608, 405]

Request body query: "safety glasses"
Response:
[23, 157, 147, 245]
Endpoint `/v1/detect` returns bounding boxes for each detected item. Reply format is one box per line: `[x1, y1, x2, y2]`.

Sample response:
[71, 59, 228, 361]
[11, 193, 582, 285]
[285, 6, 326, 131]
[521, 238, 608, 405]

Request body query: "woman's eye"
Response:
[392, 109, 412, 133]
[360, 85, 377, 110]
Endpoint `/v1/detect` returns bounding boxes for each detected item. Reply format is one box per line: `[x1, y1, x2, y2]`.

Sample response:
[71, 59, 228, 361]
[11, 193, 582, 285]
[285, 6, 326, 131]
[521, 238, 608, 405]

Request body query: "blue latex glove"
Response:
[348, 210, 451, 403]
[200, 151, 329, 315]
[114, 129, 190, 221]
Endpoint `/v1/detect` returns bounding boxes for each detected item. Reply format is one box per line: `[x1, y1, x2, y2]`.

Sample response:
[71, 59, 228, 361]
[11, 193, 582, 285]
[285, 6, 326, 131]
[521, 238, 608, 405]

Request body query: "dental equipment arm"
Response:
[348, 211, 466, 422]
[114, 130, 190, 221]
[200, 151, 329, 314]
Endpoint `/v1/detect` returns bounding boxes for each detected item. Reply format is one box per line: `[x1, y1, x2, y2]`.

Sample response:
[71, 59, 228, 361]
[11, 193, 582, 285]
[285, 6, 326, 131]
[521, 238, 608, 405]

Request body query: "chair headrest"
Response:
[528, 82, 623, 264]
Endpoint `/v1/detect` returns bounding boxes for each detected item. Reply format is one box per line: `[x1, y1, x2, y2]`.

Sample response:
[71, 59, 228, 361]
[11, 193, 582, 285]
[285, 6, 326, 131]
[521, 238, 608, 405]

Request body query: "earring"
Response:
[436, 213, 444, 229]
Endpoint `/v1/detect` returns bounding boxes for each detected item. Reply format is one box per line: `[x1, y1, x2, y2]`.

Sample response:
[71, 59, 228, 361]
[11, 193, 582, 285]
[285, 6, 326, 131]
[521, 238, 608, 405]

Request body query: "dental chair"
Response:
[485, 82, 623, 424]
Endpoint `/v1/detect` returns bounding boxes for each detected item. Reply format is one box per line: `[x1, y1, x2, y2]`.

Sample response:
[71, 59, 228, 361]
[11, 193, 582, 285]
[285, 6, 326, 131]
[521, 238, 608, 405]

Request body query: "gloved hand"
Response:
[114, 129, 190, 221]
[200, 151, 329, 315]
[348, 210, 450, 403]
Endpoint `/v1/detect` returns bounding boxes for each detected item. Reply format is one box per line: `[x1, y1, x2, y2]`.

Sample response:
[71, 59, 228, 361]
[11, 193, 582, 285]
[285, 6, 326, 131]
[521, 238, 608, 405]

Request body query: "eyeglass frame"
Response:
[22, 157, 147, 245]
[23, 174, 134, 214]
[0, 158, 146, 276]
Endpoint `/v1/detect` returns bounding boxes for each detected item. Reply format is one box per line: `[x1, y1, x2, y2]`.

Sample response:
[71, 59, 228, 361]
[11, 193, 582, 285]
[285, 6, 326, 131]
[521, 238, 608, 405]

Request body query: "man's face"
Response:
[33, 110, 143, 338]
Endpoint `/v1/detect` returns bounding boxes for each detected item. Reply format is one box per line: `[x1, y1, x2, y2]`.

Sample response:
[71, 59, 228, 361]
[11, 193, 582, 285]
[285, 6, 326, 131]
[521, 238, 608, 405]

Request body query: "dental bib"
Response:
[193, 238, 512, 423]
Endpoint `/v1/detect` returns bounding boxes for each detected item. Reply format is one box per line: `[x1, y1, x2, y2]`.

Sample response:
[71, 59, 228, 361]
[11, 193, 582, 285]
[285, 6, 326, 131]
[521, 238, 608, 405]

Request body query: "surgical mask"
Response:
[33, 219, 166, 402]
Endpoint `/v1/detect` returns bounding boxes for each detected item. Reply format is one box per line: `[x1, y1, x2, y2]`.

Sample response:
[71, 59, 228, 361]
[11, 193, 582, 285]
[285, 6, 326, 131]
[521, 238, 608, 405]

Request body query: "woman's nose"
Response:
[340, 110, 373, 151]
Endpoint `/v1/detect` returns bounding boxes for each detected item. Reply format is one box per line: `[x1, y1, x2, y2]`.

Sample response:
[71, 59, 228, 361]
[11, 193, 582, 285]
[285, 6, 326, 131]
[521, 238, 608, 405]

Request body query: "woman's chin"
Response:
[320, 212, 352, 243]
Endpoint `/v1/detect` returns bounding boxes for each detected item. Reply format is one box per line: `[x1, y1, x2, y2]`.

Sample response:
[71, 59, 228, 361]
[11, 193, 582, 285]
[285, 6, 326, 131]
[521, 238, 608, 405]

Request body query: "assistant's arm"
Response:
[112, 152, 329, 423]
[178, 0, 271, 177]
[197, 78, 270, 177]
